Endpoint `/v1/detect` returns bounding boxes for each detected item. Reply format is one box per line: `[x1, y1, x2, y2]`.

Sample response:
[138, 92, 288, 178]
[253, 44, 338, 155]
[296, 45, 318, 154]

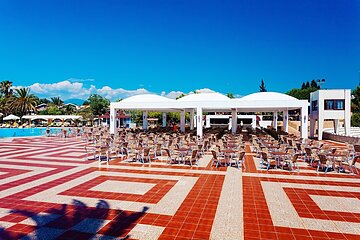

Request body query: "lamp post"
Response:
[316, 79, 326, 89]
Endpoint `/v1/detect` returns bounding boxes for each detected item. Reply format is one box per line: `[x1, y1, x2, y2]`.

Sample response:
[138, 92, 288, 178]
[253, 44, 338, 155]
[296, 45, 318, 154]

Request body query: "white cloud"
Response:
[191, 88, 216, 94]
[25, 80, 91, 100]
[161, 90, 184, 99]
[15, 79, 226, 102]
[97, 86, 150, 100]
[15, 79, 151, 101]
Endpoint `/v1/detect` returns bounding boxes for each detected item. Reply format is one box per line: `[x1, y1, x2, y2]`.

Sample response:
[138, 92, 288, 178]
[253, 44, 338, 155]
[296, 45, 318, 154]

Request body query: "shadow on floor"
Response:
[0, 199, 149, 240]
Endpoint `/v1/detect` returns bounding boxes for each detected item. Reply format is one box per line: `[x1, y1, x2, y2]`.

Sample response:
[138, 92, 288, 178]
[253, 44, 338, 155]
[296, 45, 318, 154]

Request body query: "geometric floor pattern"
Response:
[0, 137, 359, 239]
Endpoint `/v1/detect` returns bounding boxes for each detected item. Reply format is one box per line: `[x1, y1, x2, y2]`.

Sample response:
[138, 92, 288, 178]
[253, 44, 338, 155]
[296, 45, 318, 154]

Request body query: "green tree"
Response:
[39, 98, 50, 104]
[39, 105, 63, 115]
[286, 80, 321, 100]
[351, 86, 360, 113]
[10, 88, 38, 116]
[0, 80, 13, 98]
[310, 80, 320, 89]
[301, 82, 306, 89]
[64, 104, 76, 114]
[51, 97, 64, 107]
[176, 93, 187, 100]
[227, 92, 235, 98]
[351, 113, 360, 127]
[87, 94, 110, 117]
[259, 79, 267, 92]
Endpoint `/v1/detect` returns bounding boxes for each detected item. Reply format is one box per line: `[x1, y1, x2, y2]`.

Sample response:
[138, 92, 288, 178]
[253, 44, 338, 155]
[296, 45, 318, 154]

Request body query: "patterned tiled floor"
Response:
[0, 136, 359, 239]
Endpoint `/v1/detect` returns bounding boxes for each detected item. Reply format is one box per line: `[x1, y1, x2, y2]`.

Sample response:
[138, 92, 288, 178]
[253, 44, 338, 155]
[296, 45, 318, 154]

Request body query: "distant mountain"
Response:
[64, 98, 85, 106]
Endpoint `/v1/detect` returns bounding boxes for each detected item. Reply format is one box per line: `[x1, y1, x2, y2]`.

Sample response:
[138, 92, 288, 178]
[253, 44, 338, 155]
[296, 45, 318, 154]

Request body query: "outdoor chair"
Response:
[140, 148, 151, 163]
[230, 151, 246, 170]
[122, 147, 137, 162]
[84, 144, 97, 161]
[316, 154, 334, 174]
[283, 153, 300, 173]
[98, 145, 110, 167]
[164, 148, 180, 164]
[184, 149, 198, 167]
[354, 145, 360, 156]
[211, 150, 225, 167]
[340, 156, 360, 174]
[260, 152, 277, 171]
[154, 143, 163, 159]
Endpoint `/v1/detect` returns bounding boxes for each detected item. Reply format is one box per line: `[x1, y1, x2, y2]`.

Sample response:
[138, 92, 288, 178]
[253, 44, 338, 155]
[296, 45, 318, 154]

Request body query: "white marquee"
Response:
[110, 92, 309, 138]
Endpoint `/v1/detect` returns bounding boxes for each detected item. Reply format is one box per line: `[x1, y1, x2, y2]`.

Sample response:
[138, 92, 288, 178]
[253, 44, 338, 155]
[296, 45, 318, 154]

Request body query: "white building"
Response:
[309, 89, 351, 140]
[110, 92, 309, 139]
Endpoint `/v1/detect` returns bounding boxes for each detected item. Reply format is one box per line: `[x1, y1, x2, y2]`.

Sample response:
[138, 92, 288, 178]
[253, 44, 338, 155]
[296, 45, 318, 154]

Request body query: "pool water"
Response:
[0, 127, 62, 138]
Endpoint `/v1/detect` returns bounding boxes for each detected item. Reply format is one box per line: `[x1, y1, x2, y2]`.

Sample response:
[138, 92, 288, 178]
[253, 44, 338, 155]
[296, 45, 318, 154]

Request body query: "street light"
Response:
[316, 79, 326, 89]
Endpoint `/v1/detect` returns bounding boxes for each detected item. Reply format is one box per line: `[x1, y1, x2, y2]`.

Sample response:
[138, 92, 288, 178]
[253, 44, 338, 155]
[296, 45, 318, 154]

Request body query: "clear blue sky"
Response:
[0, 0, 359, 100]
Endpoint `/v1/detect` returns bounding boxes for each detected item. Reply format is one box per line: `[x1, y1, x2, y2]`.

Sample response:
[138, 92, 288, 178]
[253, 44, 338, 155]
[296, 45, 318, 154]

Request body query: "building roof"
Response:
[240, 92, 298, 101]
[111, 91, 308, 112]
[177, 92, 230, 102]
[121, 94, 175, 103]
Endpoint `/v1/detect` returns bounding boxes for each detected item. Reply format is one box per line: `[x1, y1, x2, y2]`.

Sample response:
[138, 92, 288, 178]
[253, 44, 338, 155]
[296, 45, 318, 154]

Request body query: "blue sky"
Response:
[0, 0, 359, 100]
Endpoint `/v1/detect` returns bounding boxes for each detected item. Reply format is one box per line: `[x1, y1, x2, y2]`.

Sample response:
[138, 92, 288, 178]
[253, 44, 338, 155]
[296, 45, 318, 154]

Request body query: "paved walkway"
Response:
[0, 137, 359, 239]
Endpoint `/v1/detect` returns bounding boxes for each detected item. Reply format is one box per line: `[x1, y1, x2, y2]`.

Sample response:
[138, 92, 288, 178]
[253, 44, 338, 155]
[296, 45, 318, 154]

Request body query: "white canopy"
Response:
[110, 91, 309, 138]
[3, 114, 20, 121]
[22, 115, 82, 121]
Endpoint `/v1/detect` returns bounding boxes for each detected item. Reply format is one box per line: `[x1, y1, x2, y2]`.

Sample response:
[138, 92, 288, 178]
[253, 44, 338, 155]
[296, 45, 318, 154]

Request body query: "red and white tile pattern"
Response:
[0, 137, 359, 239]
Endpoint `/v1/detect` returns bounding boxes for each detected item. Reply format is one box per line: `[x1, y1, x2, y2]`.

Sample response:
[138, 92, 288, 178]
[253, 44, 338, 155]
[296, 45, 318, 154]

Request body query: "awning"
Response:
[3, 114, 20, 121]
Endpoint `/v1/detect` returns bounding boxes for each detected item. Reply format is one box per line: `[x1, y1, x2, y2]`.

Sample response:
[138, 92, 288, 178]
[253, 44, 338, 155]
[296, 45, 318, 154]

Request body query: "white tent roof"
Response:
[3, 114, 20, 121]
[178, 92, 230, 102]
[111, 94, 177, 112]
[122, 94, 174, 103]
[240, 92, 298, 101]
[111, 92, 308, 112]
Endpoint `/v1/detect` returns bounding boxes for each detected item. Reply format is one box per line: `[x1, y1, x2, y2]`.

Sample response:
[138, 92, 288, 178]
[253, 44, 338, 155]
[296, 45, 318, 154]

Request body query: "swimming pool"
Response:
[0, 127, 62, 138]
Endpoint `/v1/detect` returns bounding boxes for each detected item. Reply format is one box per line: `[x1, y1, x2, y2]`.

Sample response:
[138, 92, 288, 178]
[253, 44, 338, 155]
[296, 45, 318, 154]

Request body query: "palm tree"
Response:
[0, 80, 13, 98]
[51, 97, 64, 107]
[64, 104, 76, 114]
[10, 88, 38, 116]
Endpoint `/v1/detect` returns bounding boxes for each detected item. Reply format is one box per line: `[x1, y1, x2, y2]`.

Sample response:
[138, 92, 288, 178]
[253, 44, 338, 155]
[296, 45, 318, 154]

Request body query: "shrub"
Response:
[351, 113, 360, 127]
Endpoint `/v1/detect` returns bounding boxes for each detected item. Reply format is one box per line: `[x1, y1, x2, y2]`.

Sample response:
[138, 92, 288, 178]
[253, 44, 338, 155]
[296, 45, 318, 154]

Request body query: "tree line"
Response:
[0, 80, 110, 121]
[2, 79, 360, 126]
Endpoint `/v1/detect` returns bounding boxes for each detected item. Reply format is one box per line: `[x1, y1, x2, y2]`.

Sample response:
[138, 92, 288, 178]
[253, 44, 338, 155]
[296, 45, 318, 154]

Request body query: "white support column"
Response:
[196, 107, 203, 138]
[310, 118, 316, 138]
[162, 112, 167, 128]
[190, 109, 194, 130]
[231, 109, 237, 134]
[273, 111, 278, 129]
[180, 110, 185, 132]
[110, 104, 116, 134]
[301, 105, 308, 139]
[344, 89, 351, 136]
[283, 110, 289, 133]
[334, 119, 339, 134]
[142, 111, 148, 131]
[317, 116, 324, 140]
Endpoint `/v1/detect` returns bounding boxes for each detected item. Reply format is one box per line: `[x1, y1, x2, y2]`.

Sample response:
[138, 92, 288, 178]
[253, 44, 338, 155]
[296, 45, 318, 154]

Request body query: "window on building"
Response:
[324, 99, 345, 110]
[311, 100, 318, 111]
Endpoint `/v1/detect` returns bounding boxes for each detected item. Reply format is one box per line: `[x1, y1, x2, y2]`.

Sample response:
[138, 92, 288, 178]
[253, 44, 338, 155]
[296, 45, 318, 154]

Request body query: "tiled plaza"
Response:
[0, 137, 359, 239]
